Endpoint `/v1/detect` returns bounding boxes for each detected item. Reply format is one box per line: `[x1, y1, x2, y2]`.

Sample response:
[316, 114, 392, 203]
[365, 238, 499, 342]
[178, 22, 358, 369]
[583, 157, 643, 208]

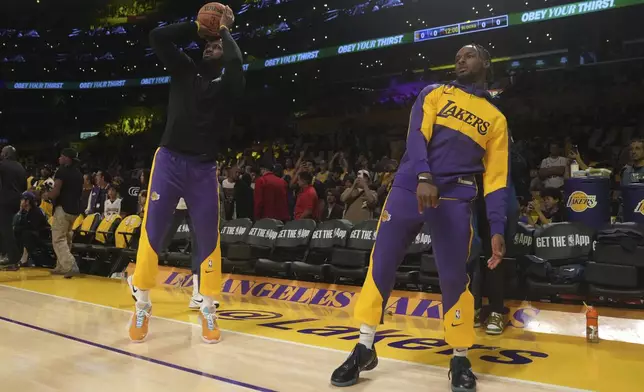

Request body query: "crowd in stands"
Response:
[2, 59, 642, 276]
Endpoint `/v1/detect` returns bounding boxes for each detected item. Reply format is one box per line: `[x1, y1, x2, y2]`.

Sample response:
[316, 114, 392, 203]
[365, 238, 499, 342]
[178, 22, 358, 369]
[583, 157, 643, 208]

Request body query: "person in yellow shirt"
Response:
[314, 160, 329, 184]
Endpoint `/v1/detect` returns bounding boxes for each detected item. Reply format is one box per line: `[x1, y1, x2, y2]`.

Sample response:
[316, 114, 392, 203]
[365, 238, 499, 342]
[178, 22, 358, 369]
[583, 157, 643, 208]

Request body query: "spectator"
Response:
[86, 170, 111, 214]
[138, 189, 148, 217]
[40, 183, 54, 218]
[0, 146, 27, 270]
[341, 170, 378, 224]
[621, 139, 644, 185]
[36, 166, 54, 192]
[539, 142, 568, 189]
[48, 148, 83, 277]
[254, 163, 290, 221]
[120, 169, 147, 216]
[234, 173, 254, 219]
[104, 186, 122, 217]
[222, 166, 238, 220]
[14, 192, 52, 268]
[325, 166, 344, 190]
[250, 167, 261, 190]
[530, 187, 565, 225]
[321, 189, 344, 221]
[80, 173, 93, 214]
[283, 158, 296, 179]
[314, 160, 329, 184]
[294, 171, 319, 220]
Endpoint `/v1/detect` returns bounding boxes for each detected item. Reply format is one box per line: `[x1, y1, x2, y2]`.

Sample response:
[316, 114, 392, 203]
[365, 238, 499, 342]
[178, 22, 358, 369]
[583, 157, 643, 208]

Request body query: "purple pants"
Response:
[132, 147, 222, 297]
[354, 181, 478, 348]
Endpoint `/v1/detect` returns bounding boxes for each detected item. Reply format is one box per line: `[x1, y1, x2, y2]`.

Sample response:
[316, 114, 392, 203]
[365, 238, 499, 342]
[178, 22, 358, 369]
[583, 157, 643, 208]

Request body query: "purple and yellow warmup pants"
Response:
[132, 147, 221, 297]
[354, 179, 478, 348]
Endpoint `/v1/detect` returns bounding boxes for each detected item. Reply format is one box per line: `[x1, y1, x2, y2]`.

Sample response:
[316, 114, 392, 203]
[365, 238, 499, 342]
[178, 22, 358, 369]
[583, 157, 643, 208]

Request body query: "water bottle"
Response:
[570, 159, 579, 175]
[585, 304, 599, 343]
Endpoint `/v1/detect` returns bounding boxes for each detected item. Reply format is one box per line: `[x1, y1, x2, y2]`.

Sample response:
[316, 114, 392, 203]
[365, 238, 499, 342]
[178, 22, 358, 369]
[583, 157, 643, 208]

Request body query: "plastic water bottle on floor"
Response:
[585, 303, 599, 343]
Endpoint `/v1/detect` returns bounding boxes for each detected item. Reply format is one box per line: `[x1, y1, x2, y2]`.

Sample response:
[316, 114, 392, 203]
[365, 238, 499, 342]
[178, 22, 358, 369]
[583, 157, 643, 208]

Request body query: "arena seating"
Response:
[291, 219, 353, 281]
[328, 219, 378, 282]
[65, 213, 644, 303]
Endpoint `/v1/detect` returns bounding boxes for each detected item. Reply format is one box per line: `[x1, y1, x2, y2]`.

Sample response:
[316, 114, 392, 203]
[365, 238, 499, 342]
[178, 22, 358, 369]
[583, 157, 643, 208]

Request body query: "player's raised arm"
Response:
[149, 22, 197, 73]
[482, 116, 510, 237]
[218, 6, 245, 97]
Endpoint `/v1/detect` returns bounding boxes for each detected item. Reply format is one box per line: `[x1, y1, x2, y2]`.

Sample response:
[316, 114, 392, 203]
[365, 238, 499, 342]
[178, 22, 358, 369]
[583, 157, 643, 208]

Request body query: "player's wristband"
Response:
[219, 25, 230, 31]
[417, 174, 433, 185]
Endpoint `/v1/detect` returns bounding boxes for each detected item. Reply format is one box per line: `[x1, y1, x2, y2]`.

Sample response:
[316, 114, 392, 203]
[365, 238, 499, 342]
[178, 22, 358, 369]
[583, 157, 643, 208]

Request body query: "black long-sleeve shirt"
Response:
[149, 22, 245, 160]
[0, 159, 27, 210]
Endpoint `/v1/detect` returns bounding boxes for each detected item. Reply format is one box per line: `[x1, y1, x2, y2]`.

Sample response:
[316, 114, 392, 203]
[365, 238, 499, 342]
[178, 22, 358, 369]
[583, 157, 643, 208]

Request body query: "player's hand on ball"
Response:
[416, 182, 439, 212]
[487, 234, 506, 269]
[197, 23, 218, 39]
[221, 6, 235, 28]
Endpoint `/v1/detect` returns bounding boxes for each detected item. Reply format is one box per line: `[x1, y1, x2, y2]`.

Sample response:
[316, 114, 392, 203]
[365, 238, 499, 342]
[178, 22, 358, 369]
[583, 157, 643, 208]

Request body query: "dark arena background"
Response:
[1, 0, 644, 391]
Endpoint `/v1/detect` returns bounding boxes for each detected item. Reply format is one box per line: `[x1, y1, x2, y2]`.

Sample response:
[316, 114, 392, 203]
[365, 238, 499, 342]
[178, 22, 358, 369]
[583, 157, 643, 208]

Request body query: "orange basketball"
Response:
[197, 2, 225, 32]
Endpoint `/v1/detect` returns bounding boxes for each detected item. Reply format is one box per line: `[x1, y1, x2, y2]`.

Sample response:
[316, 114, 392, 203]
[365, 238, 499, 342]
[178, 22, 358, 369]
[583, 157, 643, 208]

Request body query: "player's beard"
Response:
[200, 57, 222, 77]
[456, 71, 477, 85]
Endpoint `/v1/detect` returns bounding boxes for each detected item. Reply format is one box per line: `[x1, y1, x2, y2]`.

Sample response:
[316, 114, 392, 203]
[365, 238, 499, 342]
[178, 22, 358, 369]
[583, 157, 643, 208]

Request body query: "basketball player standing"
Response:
[330, 44, 509, 392]
[127, 5, 243, 344]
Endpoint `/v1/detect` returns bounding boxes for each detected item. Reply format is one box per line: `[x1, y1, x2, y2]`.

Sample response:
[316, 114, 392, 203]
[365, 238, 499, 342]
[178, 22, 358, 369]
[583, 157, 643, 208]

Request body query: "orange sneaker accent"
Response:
[199, 307, 221, 344]
[129, 304, 151, 343]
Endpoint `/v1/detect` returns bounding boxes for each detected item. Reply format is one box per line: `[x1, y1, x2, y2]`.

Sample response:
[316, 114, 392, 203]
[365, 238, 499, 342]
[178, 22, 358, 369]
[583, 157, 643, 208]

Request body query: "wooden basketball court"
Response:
[1, 268, 641, 391]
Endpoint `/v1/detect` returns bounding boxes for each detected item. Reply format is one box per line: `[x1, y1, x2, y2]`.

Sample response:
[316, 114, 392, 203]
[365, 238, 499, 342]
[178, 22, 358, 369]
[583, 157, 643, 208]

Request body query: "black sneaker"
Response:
[0, 258, 19, 271]
[330, 343, 378, 387]
[448, 356, 477, 392]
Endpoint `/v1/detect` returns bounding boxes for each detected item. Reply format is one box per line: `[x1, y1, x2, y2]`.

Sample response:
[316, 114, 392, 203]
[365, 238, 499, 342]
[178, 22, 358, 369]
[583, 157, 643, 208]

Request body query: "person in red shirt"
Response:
[254, 163, 290, 221]
[294, 171, 319, 220]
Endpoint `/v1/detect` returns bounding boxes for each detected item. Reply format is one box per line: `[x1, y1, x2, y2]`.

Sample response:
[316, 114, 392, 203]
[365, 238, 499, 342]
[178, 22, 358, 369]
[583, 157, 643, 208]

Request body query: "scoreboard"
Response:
[414, 15, 509, 43]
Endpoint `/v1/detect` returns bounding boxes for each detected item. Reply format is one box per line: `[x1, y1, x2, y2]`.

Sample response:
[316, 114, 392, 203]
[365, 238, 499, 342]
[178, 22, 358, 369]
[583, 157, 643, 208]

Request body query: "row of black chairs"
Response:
[55, 211, 644, 302]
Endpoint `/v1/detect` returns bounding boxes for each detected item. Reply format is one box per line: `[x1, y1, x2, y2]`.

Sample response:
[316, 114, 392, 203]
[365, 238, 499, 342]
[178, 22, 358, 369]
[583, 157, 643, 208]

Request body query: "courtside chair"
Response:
[107, 215, 143, 277]
[220, 218, 253, 273]
[329, 219, 378, 283]
[292, 219, 353, 282]
[255, 219, 316, 277]
[74, 214, 122, 275]
[71, 213, 102, 250]
[525, 222, 596, 301]
[587, 222, 644, 299]
[229, 218, 283, 275]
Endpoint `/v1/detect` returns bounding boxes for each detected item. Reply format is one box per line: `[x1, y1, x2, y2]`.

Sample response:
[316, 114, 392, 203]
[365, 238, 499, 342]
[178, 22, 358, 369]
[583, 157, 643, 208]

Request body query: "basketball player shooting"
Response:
[330, 44, 509, 392]
[127, 3, 243, 344]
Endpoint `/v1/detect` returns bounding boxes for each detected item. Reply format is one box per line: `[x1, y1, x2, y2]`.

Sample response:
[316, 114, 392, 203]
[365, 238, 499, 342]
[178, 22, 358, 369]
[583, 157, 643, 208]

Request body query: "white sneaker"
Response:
[127, 275, 147, 303]
[189, 293, 220, 310]
[189, 293, 204, 310]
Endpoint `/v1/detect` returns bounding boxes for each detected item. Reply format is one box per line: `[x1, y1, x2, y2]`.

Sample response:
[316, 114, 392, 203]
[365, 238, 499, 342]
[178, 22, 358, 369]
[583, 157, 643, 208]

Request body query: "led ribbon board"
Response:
[4, 0, 642, 89]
